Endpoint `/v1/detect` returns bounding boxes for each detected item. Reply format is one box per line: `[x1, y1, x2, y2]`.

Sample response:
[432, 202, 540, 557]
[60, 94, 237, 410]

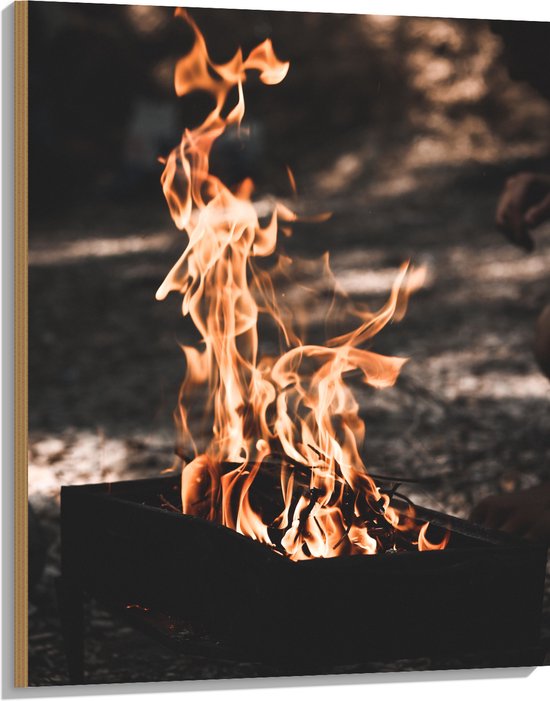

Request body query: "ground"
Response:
[26, 10, 550, 687]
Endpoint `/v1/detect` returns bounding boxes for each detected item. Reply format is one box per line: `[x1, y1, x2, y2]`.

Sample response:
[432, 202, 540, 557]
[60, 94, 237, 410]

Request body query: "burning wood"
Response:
[156, 9, 447, 560]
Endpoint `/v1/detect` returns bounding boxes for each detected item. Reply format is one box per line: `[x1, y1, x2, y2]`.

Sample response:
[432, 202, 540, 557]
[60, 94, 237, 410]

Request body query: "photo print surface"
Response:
[25, 1, 550, 685]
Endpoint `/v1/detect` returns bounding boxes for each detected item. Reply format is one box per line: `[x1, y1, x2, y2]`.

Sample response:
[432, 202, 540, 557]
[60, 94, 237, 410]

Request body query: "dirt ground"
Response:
[27, 10, 550, 687]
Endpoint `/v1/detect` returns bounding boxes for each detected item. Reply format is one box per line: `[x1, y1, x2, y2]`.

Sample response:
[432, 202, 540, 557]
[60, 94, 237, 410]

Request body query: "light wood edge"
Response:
[14, 0, 28, 689]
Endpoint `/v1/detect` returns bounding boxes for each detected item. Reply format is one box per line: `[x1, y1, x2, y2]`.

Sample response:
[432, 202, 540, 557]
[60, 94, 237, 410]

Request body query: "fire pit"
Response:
[58, 473, 547, 682]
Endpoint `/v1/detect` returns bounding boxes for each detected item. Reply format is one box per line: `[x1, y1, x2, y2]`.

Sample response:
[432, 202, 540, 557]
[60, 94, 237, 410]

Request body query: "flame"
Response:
[418, 523, 451, 551]
[157, 9, 447, 560]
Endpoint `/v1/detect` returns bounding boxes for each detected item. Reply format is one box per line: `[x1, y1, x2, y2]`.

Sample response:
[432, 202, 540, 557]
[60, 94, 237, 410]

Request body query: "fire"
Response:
[157, 9, 448, 560]
[418, 523, 450, 552]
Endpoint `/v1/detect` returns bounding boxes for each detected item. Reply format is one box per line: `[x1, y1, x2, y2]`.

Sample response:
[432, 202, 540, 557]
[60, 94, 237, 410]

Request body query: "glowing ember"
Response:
[156, 9, 449, 560]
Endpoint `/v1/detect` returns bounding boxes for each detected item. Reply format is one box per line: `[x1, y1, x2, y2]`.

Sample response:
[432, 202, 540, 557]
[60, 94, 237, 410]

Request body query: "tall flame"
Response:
[157, 10, 448, 560]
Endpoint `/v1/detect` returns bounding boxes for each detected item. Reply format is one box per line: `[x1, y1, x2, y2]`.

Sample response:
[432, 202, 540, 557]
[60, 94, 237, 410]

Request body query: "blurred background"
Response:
[28, 1, 550, 684]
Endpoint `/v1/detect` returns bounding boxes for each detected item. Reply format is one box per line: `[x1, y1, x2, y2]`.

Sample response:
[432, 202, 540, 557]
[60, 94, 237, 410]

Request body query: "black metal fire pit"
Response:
[58, 474, 548, 682]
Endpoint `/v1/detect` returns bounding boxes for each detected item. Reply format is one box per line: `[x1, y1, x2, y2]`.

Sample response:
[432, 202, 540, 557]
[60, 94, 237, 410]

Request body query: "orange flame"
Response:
[418, 523, 451, 551]
[157, 10, 447, 560]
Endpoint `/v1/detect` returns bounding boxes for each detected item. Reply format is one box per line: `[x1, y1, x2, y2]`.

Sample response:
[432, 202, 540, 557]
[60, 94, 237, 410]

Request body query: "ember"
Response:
[156, 9, 448, 559]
